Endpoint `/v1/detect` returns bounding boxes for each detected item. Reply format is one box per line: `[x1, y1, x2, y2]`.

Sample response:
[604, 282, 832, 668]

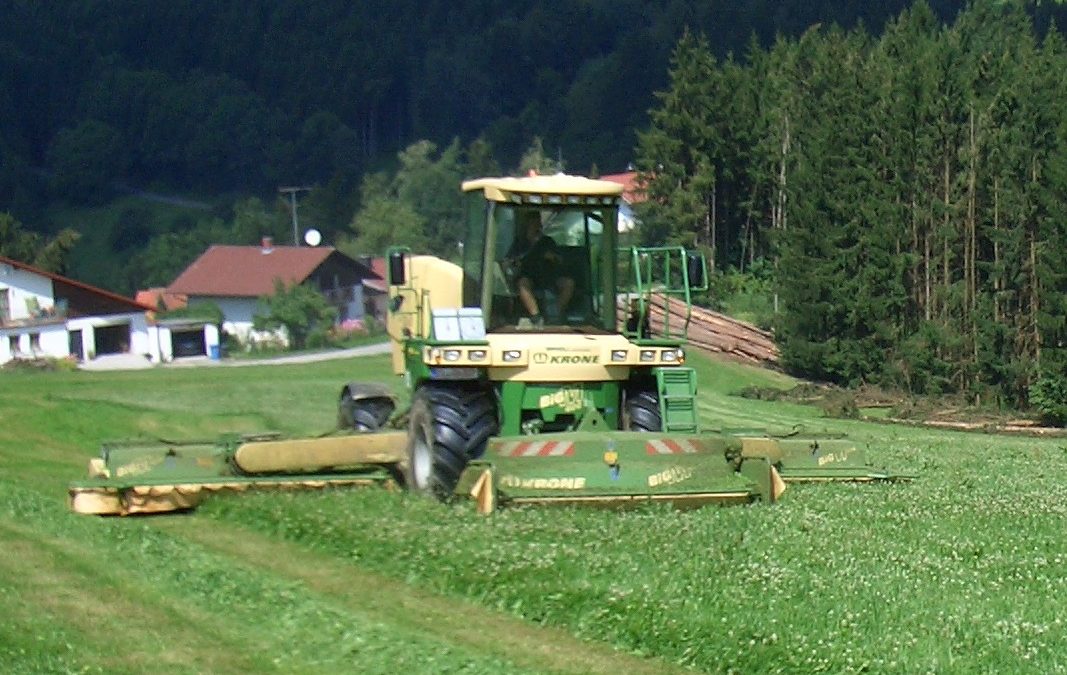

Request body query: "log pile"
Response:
[619, 296, 780, 366]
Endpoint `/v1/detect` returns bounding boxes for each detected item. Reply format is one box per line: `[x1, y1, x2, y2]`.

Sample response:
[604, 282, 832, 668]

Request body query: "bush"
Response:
[362, 314, 385, 336]
[1, 356, 79, 372]
[306, 325, 332, 349]
[253, 281, 336, 350]
[709, 262, 777, 329]
[220, 331, 241, 356]
[159, 302, 225, 326]
[1029, 373, 1067, 427]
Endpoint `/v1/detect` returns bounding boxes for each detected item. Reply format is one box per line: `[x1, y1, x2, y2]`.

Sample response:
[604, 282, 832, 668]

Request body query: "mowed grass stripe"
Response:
[0, 520, 269, 674]
[696, 398, 813, 429]
[154, 515, 690, 675]
[0, 486, 538, 674]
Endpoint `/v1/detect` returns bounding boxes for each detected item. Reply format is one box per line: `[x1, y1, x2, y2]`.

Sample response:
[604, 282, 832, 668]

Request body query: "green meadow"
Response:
[1, 353, 1065, 674]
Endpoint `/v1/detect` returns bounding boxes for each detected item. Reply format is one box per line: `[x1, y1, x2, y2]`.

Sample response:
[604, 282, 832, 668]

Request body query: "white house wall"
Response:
[204, 323, 220, 356]
[154, 325, 173, 362]
[0, 266, 55, 321]
[345, 284, 364, 323]
[192, 296, 256, 341]
[67, 312, 159, 361]
[0, 312, 158, 365]
[1, 323, 66, 361]
[0, 265, 166, 366]
[190, 296, 282, 347]
[38, 325, 68, 357]
[0, 266, 65, 364]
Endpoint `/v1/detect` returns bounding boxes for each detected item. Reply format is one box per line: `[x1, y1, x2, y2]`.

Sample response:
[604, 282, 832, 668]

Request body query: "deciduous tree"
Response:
[253, 280, 336, 350]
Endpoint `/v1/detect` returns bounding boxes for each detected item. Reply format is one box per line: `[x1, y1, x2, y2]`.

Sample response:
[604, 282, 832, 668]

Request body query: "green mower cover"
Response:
[455, 429, 785, 512]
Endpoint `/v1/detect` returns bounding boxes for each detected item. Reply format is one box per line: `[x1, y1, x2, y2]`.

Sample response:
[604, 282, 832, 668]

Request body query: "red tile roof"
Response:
[136, 287, 187, 311]
[167, 245, 337, 297]
[599, 171, 647, 204]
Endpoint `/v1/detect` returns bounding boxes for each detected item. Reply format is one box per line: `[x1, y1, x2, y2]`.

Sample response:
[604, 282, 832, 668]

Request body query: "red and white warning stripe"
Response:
[645, 439, 700, 455]
[496, 440, 575, 457]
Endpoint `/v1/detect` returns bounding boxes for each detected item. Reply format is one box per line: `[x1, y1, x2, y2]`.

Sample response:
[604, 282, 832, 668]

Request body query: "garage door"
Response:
[93, 324, 130, 355]
[171, 329, 206, 358]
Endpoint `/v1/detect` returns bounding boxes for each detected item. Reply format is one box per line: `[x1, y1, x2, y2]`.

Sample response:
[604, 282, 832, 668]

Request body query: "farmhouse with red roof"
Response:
[166, 239, 381, 346]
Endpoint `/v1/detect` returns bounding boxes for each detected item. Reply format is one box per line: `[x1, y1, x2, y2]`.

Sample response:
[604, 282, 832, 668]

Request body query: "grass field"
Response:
[2, 354, 1066, 673]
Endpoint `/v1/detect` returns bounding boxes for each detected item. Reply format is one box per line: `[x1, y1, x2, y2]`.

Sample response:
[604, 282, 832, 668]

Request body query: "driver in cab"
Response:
[506, 210, 574, 327]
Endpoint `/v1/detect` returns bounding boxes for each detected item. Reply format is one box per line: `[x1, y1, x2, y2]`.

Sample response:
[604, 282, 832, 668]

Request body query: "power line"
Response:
[277, 186, 311, 245]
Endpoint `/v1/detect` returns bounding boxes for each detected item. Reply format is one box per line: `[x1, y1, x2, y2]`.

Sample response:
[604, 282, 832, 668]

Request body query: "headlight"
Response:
[468, 349, 487, 362]
[443, 349, 462, 362]
[611, 349, 628, 362]
[503, 350, 522, 362]
[640, 349, 656, 362]
[430, 348, 442, 364]
[661, 349, 677, 362]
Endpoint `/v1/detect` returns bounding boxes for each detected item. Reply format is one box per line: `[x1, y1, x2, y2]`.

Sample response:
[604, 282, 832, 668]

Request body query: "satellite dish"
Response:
[303, 228, 322, 246]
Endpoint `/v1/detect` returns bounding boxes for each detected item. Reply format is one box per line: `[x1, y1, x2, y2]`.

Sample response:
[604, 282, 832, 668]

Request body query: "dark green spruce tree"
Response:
[775, 27, 908, 385]
[634, 31, 722, 250]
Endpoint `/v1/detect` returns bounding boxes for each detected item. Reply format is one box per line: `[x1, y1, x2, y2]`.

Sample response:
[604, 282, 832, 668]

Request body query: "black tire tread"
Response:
[626, 388, 662, 432]
[412, 383, 498, 498]
[339, 393, 395, 431]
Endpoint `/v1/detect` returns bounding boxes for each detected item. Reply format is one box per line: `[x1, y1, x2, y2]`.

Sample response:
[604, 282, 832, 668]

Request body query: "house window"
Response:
[29, 333, 41, 353]
[0, 288, 9, 323]
[9, 335, 20, 355]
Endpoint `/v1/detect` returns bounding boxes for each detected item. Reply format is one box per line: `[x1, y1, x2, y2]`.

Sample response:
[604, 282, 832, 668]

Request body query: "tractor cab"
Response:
[459, 175, 622, 333]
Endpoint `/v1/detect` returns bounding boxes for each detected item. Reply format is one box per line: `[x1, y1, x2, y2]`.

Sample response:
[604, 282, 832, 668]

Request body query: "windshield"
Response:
[463, 200, 618, 332]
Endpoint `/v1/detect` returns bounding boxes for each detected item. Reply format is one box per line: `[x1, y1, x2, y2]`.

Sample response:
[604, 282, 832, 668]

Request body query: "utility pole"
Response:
[278, 186, 312, 245]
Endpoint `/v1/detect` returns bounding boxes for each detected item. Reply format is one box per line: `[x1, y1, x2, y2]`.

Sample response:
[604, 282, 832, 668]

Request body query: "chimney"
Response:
[261, 236, 273, 254]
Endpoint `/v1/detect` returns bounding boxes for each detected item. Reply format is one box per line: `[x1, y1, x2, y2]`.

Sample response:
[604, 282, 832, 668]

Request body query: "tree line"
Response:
[4, 0, 1067, 414]
[2, 0, 973, 218]
[635, 1, 1067, 407]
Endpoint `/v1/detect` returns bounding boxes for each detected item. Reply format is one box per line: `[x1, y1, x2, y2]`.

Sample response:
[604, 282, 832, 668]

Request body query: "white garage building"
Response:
[0, 255, 161, 366]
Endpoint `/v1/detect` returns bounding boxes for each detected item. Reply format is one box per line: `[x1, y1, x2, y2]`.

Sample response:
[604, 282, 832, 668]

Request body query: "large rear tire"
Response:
[405, 383, 498, 499]
[625, 387, 662, 432]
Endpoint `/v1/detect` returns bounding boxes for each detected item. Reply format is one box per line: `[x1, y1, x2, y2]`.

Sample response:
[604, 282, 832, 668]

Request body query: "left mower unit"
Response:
[68, 431, 407, 516]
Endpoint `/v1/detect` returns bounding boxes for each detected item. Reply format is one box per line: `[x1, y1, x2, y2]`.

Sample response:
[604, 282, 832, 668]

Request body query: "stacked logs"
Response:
[619, 296, 780, 366]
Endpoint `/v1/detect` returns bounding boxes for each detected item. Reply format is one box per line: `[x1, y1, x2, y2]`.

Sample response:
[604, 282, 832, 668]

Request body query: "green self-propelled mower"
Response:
[69, 174, 909, 516]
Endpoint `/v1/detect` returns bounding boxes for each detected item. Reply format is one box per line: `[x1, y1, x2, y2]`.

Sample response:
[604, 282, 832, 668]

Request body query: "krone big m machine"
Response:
[71, 174, 904, 516]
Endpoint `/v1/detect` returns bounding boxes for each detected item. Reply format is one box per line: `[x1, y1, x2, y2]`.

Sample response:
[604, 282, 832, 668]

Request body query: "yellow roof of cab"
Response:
[462, 174, 624, 202]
